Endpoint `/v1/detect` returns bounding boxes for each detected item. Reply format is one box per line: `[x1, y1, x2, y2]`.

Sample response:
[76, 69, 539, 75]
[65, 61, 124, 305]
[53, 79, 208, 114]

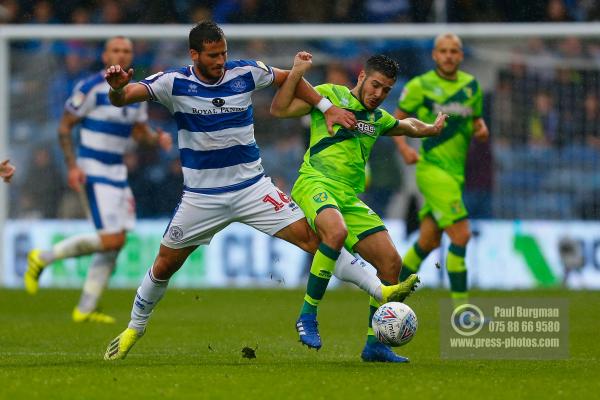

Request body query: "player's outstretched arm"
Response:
[387, 112, 448, 138]
[105, 65, 150, 107]
[0, 159, 16, 183]
[270, 52, 313, 118]
[393, 109, 420, 165]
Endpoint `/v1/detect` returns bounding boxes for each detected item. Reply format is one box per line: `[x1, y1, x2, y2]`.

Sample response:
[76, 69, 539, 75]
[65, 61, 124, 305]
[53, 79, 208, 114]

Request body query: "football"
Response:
[372, 302, 418, 347]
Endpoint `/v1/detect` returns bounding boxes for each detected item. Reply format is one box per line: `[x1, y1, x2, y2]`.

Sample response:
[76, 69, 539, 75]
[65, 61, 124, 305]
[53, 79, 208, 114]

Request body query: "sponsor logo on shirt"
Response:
[212, 98, 225, 107]
[356, 121, 376, 136]
[434, 102, 473, 118]
[192, 106, 247, 115]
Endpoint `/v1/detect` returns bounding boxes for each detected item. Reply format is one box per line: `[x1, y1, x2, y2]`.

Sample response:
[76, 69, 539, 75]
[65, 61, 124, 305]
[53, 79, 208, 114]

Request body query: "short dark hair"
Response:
[189, 21, 225, 51]
[364, 55, 399, 81]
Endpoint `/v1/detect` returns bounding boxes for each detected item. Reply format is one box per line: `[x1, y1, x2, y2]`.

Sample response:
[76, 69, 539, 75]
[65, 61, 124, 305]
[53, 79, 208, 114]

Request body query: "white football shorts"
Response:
[84, 179, 135, 234]
[161, 176, 305, 249]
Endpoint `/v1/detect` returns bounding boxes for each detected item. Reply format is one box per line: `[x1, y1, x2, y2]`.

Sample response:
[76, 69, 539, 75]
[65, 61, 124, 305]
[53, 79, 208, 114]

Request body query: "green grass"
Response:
[1, 288, 599, 399]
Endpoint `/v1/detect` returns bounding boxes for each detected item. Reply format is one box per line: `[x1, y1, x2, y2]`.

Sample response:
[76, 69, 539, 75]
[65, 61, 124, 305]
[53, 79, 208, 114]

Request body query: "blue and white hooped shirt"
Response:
[65, 71, 148, 186]
[139, 60, 274, 194]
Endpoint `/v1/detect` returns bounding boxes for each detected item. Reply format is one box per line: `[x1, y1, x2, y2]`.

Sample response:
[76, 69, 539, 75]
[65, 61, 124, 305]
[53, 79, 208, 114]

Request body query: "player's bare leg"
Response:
[105, 244, 197, 360]
[275, 217, 387, 302]
[24, 231, 125, 295]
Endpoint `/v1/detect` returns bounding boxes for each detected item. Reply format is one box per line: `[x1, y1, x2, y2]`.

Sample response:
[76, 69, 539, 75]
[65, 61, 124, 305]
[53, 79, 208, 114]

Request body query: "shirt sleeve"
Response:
[378, 109, 400, 136]
[248, 60, 275, 90]
[139, 71, 174, 112]
[64, 80, 97, 118]
[397, 77, 423, 115]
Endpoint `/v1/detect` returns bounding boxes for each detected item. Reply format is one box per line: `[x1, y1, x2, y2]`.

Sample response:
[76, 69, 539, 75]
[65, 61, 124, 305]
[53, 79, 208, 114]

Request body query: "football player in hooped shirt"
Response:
[103, 21, 416, 360]
[23, 37, 172, 324]
[270, 52, 446, 362]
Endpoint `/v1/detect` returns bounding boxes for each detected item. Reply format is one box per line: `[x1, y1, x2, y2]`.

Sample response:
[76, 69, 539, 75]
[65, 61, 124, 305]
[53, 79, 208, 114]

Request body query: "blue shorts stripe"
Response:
[163, 193, 184, 238]
[171, 72, 255, 98]
[85, 181, 103, 230]
[81, 117, 133, 138]
[78, 146, 124, 165]
[184, 173, 263, 194]
[173, 106, 253, 133]
[180, 143, 260, 170]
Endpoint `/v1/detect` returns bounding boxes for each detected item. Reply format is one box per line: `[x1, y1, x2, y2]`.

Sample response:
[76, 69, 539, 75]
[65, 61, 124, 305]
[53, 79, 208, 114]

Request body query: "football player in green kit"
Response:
[271, 51, 447, 362]
[394, 33, 489, 311]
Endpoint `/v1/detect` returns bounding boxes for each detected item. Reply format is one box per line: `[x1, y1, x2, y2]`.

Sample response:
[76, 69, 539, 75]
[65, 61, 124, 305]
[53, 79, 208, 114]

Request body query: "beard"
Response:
[196, 62, 222, 82]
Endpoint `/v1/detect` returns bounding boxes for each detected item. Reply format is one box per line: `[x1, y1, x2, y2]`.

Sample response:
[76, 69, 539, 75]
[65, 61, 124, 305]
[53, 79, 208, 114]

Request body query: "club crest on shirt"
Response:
[230, 78, 247, 93]
[313, 192, 328, 203]
[450, 200, 463, 214]
[169, 226, 184, 241]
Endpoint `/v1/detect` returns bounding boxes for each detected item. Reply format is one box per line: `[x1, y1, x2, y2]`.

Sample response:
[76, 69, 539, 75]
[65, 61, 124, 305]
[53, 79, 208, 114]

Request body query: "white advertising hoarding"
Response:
[3, 219, 600, 289]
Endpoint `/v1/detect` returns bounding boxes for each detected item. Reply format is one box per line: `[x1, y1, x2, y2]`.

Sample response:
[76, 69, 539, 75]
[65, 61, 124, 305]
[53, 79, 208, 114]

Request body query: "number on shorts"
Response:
[263, 191, 290, 212]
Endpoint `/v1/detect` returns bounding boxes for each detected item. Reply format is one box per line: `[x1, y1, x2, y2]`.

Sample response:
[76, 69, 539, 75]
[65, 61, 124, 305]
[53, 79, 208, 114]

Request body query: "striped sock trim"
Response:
[318, 243, 341, 261]
[148, 269, 168, 284]
[304, 294, 319, 306]
[414, 242, 430, 259]
[449, 243, 467, 257]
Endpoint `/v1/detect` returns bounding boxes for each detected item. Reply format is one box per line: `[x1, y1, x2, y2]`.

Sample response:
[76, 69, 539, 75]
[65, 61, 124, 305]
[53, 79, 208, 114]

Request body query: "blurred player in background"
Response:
[270, 52, 446, 362]
[102, 21, 417, 361]
[23, 37, 173, 323]
[394, 33, 489, 309]
[0, 159, 16, 183]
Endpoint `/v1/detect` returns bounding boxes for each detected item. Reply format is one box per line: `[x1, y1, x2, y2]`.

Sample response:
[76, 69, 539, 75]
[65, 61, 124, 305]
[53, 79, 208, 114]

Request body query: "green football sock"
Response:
[399, 242, 429, 281]
[367, 296, 381, 344]
[447, 243, 468, 308]
[300, 243, 340, 315]
[366, 280, 392, 344]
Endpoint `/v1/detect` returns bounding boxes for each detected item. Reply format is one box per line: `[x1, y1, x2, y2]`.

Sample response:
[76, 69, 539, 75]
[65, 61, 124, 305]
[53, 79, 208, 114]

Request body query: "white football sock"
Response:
[42, 232, 103, 263]
[77, 251, 118, 313]
[128, 268, 169, 333]
[334, 248, 383, 302]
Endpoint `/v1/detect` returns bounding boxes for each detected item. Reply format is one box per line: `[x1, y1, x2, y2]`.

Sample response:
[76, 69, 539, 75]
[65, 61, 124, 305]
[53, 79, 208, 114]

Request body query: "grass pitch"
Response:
[1, 288, 599, 399]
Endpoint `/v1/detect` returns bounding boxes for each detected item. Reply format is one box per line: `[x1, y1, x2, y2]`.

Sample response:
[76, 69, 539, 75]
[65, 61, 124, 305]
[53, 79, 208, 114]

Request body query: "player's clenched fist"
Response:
[292, 51, 313, 74]
[105, 65, 134, 90]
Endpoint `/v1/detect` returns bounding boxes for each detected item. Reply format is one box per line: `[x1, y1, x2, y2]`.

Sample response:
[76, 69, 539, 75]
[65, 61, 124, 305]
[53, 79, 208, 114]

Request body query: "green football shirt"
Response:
[298, 83, 398, 193]
[398, 69, 482, 178]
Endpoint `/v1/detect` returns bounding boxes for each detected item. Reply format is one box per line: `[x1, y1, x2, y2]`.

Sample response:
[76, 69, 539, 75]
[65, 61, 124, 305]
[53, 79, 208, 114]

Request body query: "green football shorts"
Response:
[291, 176, 386, 250]
[415, 161, 468, 228]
